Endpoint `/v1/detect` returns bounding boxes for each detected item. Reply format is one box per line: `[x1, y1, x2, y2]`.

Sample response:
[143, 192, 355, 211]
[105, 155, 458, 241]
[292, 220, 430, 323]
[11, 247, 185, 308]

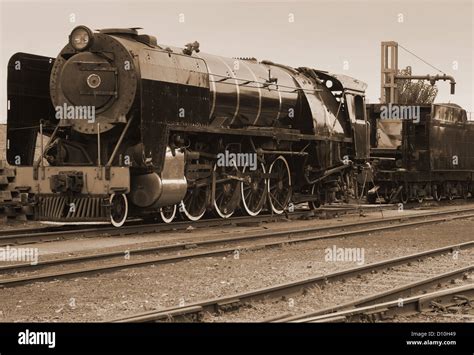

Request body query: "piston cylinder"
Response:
[129, 147, 187, 208]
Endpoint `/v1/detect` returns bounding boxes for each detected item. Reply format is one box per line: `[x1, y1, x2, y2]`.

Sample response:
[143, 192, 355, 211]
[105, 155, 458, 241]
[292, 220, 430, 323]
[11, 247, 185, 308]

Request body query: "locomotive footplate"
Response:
[9, 166, 130, 222]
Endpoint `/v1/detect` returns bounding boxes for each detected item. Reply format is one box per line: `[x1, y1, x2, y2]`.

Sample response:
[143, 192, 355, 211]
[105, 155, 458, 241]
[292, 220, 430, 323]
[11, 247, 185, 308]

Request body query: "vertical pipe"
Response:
[381, 43, 385, 103]
[390, 46, 395, 103]
[393, 43, 399, 103]
[106, 116, 133, 167]
[97, 123, 101, 167]
[39, 123, 44, 168]
[39, 123, 45, 180]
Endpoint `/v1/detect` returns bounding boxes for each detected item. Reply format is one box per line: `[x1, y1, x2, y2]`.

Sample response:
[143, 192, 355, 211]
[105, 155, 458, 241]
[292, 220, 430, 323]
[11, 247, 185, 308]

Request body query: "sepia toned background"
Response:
[0, 0, 473, 126]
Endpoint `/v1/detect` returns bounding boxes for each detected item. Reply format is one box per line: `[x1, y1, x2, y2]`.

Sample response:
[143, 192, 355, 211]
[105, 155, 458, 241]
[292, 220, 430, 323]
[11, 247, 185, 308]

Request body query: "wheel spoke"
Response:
[241, 163, 266, 216]
[110, 193, 128, 228]
[182, 178, 209, 221]
[214, 164, 239, 218]
[268, 156, 291, 214]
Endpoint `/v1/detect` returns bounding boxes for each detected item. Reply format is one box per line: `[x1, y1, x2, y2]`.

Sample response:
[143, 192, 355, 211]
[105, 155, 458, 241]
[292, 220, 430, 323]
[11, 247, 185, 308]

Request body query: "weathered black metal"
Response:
[367, 103, 474, 202]
[5, 26, 408, 225]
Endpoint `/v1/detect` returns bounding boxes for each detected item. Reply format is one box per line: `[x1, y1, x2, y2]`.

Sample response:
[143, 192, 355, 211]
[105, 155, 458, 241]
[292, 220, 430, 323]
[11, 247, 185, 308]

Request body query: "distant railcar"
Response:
[367, 103, 474, 203]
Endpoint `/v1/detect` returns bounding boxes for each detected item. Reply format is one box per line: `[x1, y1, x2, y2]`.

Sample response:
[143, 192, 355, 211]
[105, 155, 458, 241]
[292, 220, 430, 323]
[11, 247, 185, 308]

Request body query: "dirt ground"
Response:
[0, 214, 472, 322]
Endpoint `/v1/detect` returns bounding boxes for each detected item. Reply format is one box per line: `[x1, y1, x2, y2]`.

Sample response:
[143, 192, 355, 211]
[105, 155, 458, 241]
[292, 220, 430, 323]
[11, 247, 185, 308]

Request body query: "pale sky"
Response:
[0, 0, 473, 123]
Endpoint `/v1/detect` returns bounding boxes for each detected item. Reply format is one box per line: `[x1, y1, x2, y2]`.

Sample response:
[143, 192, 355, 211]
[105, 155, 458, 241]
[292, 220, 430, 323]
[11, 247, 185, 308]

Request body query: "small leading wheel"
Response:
[213, 164, 240, 218]
[241, 163, 267, 216]
[110, 193, 128, 228]
[268, 156, 292, 214]
[160, 205, 177, 223]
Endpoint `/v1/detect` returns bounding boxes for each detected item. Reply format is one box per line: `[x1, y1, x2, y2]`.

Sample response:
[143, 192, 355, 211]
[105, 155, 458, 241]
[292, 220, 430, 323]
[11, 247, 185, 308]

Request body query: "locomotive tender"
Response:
[366, 41, 474, 204]
[367, 103, 474, 203]
[6, 26, 370, 226]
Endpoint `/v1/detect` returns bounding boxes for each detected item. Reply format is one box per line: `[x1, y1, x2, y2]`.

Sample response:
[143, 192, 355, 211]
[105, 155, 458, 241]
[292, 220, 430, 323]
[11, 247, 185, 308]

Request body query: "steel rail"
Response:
[0, 201, 471, 246]
[272, 265, 474, 322]
[1, 208, 474, 286]
[295, 284, 474, 323]
[109, 241, 474, 323]
[0, 210, 312, 246]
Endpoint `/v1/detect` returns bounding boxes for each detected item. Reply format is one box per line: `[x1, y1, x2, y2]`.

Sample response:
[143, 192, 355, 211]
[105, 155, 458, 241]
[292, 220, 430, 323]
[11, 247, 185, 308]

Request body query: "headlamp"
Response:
[69, 26, 94, 51]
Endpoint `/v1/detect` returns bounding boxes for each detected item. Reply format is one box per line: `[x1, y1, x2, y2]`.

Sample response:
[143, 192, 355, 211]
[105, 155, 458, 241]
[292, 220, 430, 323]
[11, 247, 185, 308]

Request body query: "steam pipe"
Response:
[106, 116, 134, 167]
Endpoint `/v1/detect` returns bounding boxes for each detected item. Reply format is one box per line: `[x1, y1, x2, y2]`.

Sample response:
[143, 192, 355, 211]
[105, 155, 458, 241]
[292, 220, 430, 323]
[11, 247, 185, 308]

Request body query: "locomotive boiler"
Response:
[7, 26, 370, 226]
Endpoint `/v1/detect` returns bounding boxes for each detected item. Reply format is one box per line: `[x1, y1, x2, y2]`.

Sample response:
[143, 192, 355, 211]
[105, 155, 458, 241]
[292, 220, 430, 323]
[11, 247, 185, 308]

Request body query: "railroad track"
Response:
[0, 210, 313, 246]
[0, 209, 474, 287]
[109, 241, 474, 323]
[292, 284, 474, 323]
[273, 265, 473, 322]
[109, 241, 474, 322]
[0, 200, 467, 246]
[1, 206, 474, 288]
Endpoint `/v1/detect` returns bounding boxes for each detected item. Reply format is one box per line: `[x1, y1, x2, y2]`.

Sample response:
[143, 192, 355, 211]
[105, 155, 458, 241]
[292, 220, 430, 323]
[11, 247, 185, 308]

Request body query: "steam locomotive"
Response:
[7, 26, 370, 226]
